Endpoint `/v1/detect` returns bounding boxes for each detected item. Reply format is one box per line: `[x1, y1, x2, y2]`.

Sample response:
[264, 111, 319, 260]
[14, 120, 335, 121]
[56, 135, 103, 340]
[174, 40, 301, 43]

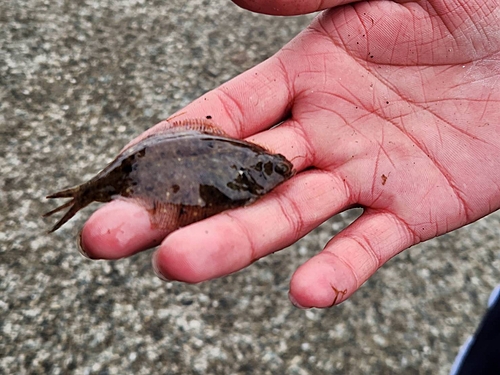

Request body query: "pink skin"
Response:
[80, 0, 500, 308]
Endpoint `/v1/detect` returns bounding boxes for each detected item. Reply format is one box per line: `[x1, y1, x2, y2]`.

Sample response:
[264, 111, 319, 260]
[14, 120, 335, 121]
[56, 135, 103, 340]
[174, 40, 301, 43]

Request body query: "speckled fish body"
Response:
[44, 120, 294, 233]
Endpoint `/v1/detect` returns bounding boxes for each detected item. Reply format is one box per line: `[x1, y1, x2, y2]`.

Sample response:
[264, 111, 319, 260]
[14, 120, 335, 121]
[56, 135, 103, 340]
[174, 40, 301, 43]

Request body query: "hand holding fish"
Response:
[61, 0, 500, 308]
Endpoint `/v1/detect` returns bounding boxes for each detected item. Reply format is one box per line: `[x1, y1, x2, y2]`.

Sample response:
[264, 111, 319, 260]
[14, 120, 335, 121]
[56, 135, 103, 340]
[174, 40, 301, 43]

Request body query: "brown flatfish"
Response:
[44, 119, 294, 233]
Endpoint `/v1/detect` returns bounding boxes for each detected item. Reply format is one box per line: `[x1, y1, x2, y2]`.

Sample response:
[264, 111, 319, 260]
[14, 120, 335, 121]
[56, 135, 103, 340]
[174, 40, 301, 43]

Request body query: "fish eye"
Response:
[274, 162, 290, 175]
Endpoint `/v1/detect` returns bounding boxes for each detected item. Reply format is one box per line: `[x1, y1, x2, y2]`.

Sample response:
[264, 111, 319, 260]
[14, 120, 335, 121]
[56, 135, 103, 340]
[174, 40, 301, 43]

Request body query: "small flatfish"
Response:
[44, 119, 294, 233]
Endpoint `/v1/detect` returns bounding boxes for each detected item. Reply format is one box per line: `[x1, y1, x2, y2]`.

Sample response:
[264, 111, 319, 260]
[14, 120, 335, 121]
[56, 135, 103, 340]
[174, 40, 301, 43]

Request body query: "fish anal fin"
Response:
[131, 198, 220, 232]
[131, 198, 181, 232]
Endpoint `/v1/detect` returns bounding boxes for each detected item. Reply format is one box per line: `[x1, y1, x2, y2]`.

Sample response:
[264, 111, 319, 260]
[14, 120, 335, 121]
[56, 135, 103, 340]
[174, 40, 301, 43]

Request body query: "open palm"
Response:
[81, 0, 500, 308]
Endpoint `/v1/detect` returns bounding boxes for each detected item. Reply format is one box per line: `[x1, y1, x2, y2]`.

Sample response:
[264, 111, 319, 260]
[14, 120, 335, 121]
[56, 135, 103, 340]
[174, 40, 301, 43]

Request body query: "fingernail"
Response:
[288, 292, 307, 309]
[152, 251, 171, 282]
[77, 230, 92, 259]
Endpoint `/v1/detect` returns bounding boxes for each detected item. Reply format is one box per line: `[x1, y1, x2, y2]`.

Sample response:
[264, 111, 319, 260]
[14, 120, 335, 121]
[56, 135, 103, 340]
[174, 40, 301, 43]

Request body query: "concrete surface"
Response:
[1, 1, 500, 374]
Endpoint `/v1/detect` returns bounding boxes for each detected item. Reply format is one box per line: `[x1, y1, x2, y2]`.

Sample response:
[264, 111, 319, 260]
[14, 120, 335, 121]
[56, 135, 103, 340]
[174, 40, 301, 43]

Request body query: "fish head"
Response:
[243, 152, 294, 194]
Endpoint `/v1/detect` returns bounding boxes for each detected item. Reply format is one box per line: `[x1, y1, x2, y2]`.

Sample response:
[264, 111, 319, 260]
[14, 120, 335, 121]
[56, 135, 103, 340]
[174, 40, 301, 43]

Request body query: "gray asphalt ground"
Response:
[2, 1, 500, 374]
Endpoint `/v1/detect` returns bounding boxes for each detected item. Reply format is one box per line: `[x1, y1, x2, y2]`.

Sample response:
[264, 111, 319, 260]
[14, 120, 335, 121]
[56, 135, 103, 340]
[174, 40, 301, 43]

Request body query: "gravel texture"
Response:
[1, 1, 500, 374]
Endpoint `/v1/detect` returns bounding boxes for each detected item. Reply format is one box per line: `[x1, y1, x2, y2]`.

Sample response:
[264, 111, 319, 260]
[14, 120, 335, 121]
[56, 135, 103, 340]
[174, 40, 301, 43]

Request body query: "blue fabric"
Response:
[450, 285, 500, 375]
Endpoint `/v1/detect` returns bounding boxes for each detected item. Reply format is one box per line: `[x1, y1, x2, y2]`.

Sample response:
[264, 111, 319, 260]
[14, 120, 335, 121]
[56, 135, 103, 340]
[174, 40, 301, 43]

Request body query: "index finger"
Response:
[79, 54, 297, 259]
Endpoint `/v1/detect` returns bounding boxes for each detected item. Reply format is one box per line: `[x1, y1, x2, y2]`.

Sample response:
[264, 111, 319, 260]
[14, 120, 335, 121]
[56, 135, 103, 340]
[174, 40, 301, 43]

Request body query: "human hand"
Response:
[80, 0, 500, 308]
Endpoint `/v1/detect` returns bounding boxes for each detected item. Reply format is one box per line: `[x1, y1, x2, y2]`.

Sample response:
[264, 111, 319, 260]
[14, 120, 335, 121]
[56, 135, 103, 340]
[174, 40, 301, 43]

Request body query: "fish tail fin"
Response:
[44, 200, 83, 233]
[46, 186, 81, 199]
[43, 198, 75, 218]
[44, 185, 93, 233]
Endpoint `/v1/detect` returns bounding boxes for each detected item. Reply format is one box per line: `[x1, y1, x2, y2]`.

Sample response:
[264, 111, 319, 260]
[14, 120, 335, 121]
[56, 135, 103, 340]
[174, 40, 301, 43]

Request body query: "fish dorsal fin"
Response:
[167, 118, 229, 136]
[120, 118, 230, 153]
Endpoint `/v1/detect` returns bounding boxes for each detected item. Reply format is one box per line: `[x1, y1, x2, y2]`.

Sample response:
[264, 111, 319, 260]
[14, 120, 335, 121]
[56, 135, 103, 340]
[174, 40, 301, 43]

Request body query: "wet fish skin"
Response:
[44, 122, 294, 233]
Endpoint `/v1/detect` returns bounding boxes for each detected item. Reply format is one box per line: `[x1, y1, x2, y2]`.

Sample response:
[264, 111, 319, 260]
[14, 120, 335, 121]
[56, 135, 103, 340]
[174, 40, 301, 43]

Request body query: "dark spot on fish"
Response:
[264, 161, 273, 176]
[122, 161, 133, 174]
